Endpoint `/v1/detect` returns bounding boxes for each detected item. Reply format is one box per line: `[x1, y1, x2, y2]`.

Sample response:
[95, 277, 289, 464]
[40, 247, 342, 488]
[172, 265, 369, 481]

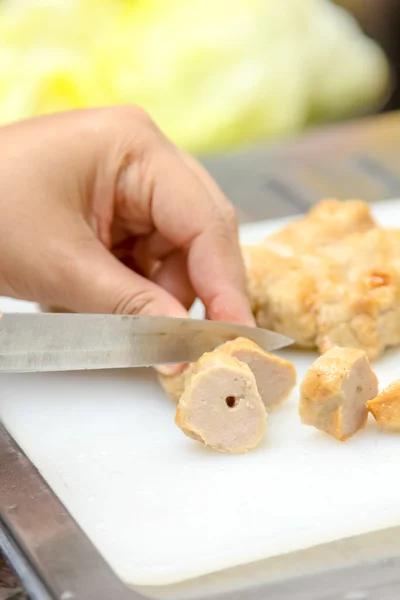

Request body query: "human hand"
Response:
[0, 107, 254, 328]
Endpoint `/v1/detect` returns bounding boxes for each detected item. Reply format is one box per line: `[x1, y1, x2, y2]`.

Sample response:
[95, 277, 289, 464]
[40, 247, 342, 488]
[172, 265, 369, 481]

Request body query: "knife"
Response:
[0, 313, 292, 373]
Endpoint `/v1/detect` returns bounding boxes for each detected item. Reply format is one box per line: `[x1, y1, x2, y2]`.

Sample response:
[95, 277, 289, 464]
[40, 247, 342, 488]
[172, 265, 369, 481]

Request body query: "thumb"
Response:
[52, 239, 189, 319]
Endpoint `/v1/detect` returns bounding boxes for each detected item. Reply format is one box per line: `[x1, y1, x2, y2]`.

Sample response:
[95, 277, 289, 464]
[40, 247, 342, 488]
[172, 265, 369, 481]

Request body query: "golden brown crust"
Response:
[299, 347, 378, 441]
[262, 198, 376, 257]
[242, 247, 319, 347]
[244, 199, 400, 360]
[367, 380, 400, 431]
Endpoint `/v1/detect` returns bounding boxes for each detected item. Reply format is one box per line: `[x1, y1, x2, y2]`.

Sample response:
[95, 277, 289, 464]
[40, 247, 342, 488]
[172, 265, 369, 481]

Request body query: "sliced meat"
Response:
[175, 350, 267, 453]
[368, 380, 400, 431]
[158, 337, 297, 409]
[222, 337, 296, 409]
[299, 347, 378, 441]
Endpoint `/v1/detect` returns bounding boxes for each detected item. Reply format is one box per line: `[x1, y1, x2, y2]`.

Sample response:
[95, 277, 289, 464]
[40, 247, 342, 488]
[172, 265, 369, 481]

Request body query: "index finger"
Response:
[145, 139, 255, 325]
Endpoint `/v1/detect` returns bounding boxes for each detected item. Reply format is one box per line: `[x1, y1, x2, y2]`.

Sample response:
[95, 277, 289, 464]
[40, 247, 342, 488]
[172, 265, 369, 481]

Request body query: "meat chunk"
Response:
[243, 199, 400, 360]
[243, 246, 320, 347]
[315, 228, 400, 359]
[299, 347, 378, 441]
[263, 198, 376, 257]
[221, 337, 296, 409]
[175, 351, 267, 453]
[367, 380, 400, 431]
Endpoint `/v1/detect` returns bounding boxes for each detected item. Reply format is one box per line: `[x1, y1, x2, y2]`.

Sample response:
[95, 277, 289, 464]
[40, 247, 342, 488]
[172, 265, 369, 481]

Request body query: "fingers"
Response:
[118, 132, 255, 325]
[0, 106, 254, 329]
[62, 236, 190, 375]
[29, 106, 253, 325]
[130, 233, 196, 310]
[178, 150, 257, 325]
[186, 224, 255, 325]
[113, 233, 196, 310]
[151, 251, 196, 311]
[50, 236, 189, 320]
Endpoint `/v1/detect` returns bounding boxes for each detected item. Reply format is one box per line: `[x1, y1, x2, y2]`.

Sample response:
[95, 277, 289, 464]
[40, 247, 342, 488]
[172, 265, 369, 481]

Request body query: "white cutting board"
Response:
[1, 199, 400, 588]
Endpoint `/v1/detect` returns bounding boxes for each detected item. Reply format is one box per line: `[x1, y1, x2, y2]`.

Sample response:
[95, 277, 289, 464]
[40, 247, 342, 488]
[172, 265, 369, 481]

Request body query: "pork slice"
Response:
[299, 347, 378, 441]
[175, 351, 267, 453]
[221, 337, 296, 410]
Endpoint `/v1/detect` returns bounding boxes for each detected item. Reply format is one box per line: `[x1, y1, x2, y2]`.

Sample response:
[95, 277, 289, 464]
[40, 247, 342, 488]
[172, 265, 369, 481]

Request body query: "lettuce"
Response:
[0, 0, 388, 153]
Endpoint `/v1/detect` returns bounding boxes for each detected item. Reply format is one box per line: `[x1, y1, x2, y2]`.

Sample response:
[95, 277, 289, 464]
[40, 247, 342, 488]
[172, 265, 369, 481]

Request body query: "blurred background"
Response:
[0, 0, 395, 157]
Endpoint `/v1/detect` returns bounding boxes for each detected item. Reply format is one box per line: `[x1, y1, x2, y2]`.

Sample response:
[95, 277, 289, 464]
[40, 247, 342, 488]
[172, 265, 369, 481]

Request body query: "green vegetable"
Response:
[0, 0, 389, 153]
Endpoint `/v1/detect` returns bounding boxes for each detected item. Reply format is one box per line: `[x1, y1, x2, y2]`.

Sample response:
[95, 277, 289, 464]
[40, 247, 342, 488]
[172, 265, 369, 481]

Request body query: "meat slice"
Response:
[367, 380, 400, 431]
[299, 347, 378, 441]
[159, 337, 296, 408]
[159, 337, 296, 452]
[175, 351, 267, 453]
[221, 337, 296, 409]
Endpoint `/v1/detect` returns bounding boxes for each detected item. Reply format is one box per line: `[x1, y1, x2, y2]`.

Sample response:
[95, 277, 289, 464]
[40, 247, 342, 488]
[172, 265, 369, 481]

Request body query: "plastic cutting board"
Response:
[1, 200, 400, 587]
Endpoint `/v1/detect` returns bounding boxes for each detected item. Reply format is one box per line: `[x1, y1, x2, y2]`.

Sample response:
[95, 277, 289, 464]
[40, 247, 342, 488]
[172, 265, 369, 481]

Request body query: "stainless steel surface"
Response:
[0, 424, 138, 600]
[0, 423, 400, 600]
[0, 528, 53, 600]
[0, 313, 292, 373]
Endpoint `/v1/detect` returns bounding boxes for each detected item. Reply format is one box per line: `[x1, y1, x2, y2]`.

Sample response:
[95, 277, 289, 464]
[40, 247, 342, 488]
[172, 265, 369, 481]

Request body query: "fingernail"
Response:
[155, 363, 187, 376]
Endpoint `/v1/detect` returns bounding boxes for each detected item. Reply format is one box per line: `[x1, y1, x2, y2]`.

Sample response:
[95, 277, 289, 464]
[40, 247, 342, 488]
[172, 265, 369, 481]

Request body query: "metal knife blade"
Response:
[0, 313, 292, 373]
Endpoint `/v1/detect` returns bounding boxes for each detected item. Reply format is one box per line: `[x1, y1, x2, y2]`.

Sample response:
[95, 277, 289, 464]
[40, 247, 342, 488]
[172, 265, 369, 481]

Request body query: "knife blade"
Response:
[0, 313, 292, 373]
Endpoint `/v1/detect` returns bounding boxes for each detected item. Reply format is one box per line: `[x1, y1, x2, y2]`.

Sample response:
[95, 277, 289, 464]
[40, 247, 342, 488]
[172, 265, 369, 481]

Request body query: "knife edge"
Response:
[0, 313, 293, 373]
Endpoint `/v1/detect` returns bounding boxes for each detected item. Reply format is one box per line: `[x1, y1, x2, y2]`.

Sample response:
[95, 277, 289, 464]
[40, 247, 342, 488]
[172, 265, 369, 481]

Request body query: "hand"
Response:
[0, 107, 254, 327]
